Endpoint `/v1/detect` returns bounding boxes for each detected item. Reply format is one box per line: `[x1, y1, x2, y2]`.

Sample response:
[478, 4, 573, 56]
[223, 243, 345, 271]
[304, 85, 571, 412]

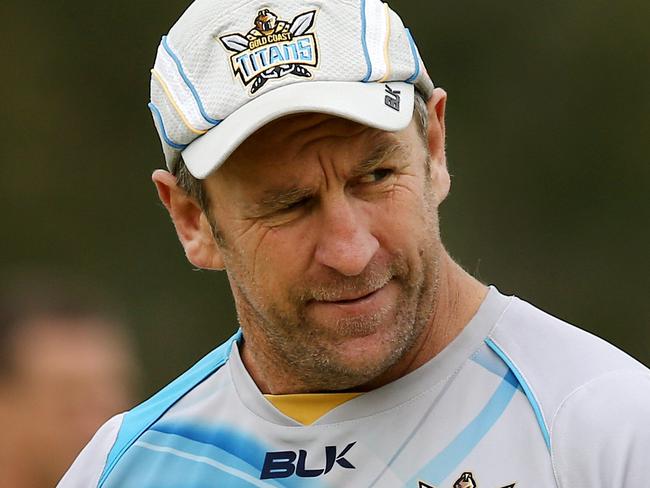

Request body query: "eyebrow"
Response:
[250, 135, 409, 215]
[349, 136, 409, 178]
[253, 186, 315, 215]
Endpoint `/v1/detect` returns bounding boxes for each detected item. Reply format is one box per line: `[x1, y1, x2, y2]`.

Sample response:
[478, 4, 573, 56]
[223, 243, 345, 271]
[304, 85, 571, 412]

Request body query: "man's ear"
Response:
[426, 87, 450, 204]
[152, 169, 225, 270]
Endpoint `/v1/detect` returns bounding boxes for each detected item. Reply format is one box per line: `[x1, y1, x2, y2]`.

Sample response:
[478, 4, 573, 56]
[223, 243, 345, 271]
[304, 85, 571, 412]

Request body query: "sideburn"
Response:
[206, 211, 227, 248]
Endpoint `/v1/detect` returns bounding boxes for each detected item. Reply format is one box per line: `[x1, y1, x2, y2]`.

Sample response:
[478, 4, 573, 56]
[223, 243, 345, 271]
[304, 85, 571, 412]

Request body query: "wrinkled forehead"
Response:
[211, 112, 416, 184]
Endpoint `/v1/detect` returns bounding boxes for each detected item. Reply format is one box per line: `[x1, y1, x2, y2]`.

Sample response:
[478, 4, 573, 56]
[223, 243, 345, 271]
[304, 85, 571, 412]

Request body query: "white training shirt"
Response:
[59, 287, 650, 487]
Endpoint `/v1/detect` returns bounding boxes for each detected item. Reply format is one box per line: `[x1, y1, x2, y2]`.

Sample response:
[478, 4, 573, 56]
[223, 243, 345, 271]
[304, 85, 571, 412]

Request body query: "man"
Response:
[0, 276, 138, 488]
[60, 0, 650, 486]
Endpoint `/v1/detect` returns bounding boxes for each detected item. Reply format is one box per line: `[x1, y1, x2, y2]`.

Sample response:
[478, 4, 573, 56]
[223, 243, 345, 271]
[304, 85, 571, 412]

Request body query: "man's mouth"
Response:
[312, 272, 393, 304]
[324, 288, 380, 304]
[300, 279, 398, 338]
[306, 278, 396, 316]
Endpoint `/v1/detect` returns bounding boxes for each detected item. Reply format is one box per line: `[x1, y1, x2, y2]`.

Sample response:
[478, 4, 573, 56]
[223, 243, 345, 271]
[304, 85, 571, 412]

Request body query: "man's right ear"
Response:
[151, 170, 225, 270]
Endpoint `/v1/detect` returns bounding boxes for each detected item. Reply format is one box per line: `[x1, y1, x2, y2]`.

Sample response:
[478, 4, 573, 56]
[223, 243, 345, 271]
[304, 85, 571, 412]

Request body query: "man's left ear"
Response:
[426, 88, 451, 204]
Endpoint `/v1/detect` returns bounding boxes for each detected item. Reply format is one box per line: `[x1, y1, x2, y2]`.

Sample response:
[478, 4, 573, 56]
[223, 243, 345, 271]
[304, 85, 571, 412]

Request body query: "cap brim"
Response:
[181, 81, 415, 179]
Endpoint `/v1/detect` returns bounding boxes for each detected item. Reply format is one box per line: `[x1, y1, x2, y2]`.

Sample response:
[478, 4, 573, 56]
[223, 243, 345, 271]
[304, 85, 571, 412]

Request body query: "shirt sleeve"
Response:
[551, 371, 650, 487]
[56, 413, 125, 488]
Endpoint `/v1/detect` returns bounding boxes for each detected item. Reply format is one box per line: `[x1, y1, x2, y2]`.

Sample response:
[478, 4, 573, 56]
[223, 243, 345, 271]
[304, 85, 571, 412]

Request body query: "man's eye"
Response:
[280, 197, 310, 212]
[359, 168, 394, 184]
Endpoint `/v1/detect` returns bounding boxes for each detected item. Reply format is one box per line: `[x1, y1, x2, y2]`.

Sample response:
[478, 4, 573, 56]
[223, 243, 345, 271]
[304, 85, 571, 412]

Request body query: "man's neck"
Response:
[240, 254, 487, 394]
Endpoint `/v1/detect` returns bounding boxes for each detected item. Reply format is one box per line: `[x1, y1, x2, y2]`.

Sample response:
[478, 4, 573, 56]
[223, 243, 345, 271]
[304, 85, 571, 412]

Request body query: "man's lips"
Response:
[306, 279, 396, 319]
[319, 288, 380, 304]
[307, 274, 393, 304]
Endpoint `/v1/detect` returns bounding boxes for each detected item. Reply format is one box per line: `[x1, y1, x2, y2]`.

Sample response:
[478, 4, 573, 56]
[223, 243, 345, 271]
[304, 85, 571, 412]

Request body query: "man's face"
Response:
[204, 114, 447, 391]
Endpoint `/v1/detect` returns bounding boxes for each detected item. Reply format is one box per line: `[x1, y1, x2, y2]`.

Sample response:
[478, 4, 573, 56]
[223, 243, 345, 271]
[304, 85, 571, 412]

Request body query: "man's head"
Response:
[0, 277, 138, 487]
[154, 88, 449, 391]
[150, 0, 452, 392]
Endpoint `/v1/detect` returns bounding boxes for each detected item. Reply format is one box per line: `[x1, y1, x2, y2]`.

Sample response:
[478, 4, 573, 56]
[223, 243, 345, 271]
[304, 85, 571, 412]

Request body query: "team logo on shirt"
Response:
[219, 9, 319, 94]
[418, 471, 515, 488]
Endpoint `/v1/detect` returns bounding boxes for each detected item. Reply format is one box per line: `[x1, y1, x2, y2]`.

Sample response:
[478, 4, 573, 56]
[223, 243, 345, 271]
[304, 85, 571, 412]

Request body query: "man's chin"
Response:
[313, 329, 411, 389]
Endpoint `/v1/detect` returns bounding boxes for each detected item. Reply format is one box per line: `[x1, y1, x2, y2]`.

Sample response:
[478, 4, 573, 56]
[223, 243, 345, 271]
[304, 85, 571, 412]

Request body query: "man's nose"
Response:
[314, 197, 379, 276]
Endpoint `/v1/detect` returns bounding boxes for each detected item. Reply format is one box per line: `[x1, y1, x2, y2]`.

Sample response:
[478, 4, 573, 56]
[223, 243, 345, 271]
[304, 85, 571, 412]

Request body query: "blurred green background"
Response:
[2, 0, 648, 397]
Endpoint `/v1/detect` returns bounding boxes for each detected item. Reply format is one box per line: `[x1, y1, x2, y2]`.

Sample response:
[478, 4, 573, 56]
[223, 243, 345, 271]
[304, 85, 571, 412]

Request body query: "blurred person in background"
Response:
[0, 275, 139, 488]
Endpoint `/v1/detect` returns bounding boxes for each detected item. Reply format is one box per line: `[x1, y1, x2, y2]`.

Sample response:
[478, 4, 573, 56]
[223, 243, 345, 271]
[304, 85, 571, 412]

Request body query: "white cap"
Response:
[149, 0, 434, 179]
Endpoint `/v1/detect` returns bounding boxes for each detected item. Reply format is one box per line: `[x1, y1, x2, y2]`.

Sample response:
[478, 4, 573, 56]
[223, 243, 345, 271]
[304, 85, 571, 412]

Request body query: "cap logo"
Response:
[220, 9, 319, 94]
[384, 85, 401, 111]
